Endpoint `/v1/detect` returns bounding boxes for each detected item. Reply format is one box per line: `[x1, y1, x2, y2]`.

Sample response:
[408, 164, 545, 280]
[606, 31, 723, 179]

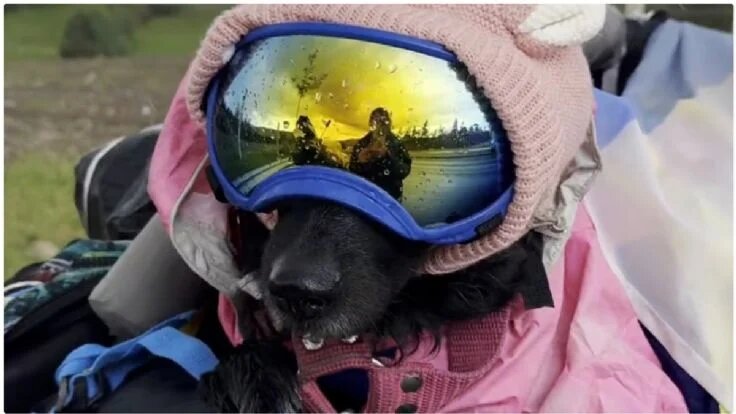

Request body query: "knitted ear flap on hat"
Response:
[516, 5, 607, 49]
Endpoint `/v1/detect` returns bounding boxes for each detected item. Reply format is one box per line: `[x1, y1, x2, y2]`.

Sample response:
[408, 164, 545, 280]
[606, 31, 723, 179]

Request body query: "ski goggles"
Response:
[205, 23, 514, 244]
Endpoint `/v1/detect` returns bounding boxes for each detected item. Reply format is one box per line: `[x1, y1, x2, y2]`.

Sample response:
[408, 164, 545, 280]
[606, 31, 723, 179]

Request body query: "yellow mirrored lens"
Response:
[214, 35, 510, 226]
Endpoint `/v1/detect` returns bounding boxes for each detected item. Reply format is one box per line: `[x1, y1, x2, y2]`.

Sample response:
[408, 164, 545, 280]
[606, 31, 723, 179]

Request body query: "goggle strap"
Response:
[206, 165, 228, 203]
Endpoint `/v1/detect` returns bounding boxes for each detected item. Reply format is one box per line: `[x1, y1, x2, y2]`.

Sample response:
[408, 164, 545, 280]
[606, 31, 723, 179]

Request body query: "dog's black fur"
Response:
[200, 199, 542, 412]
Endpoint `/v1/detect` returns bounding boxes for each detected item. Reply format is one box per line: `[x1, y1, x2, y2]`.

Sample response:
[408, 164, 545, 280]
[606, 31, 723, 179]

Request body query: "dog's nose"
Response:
[268, 270, 337, 319]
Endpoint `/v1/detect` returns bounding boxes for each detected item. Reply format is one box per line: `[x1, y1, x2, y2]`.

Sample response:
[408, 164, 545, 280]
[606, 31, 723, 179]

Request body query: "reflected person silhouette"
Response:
[291, 116, 342, 168]
[349, 108, 412, 200]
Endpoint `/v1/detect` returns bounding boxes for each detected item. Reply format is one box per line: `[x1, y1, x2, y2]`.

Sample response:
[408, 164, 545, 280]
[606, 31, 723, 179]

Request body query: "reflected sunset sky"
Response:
[222, 35, 489, 141]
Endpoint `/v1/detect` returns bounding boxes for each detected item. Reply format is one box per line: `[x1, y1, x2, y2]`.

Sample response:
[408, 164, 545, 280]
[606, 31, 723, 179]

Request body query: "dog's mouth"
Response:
[237, 269, 372, 342]
[261, 291, 379, 346]
[301, 333, 359, 350]
[246, 199, 427, 346]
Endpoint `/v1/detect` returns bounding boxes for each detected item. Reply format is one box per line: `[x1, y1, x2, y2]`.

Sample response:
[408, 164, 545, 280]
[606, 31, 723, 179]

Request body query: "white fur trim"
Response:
[519, 4, 606, 46]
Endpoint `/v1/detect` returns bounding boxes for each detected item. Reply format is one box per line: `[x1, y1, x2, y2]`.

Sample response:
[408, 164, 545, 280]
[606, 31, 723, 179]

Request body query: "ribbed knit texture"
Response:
[186, 5, 594, 274]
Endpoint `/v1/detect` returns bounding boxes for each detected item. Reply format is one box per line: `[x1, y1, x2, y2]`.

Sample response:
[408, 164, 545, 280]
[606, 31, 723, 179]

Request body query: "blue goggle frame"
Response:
[205, 22, 514, 245]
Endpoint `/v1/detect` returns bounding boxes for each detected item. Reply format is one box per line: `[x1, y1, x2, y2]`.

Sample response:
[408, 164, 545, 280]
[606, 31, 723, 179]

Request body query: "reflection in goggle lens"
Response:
[213, 35, 513, 226]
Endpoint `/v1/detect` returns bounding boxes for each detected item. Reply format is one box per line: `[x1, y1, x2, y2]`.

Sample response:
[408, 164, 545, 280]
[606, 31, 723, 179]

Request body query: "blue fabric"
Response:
[593, 89, 637, 149]
[594, 22, 733, 147]
[623, 20, 733, 132]
[641, 324, 719, 413]
[53, 311, 218, 411]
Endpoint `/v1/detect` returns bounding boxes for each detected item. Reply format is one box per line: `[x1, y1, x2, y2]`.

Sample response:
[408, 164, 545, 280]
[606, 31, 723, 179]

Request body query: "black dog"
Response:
[200, 199, 545, 412]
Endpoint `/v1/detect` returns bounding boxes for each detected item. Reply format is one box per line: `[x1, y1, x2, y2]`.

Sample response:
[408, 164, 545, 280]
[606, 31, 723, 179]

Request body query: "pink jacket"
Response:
[216, 205, 686, 412]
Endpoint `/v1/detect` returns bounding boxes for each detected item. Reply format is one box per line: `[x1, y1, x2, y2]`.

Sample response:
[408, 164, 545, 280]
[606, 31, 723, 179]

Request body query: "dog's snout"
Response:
[268, 270, 338, 319]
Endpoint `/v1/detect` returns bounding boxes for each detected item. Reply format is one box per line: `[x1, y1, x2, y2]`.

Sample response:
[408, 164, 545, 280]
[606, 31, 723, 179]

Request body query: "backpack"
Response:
[4, 237, 227, 413]
[47, 311, 219, 413]
[4, 240, 129, 413]
[74, 124, 161, 240]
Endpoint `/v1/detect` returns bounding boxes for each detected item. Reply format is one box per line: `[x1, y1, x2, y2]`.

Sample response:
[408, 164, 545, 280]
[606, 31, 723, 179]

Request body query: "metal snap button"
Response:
[395, 403, 418, 413]
[400, 375, 423, 393]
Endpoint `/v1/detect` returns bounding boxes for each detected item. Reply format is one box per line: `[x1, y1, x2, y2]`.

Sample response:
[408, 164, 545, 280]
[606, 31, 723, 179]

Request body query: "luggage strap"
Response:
[52, 310, 218, 412]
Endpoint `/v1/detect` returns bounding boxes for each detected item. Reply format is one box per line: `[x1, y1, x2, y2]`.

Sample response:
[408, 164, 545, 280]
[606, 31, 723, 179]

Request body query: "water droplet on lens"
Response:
[315, 92, 322, 102]
[328, 92, 335, 99]
[383, 169, 390, 175]
[343, 103, 349, 109]
[341, 79, 348, 88]
[375, 61, 381, 69]
[388, 64, 397, 73]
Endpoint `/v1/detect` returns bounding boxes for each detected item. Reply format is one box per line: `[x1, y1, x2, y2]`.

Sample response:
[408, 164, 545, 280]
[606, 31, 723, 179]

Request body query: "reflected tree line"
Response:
[213, 46, 511, 202]
[215, 103, 496, 157]
[215, 48, 505, 164]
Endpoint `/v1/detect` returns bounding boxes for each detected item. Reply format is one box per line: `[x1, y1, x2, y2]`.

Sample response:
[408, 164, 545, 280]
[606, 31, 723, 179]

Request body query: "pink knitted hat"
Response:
[185, 4, 602, 274]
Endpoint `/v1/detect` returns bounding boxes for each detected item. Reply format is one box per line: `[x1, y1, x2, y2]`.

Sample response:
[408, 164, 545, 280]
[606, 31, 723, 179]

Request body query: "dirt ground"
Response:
[5, 56, 191, 162]
[4, 56, 195, 277]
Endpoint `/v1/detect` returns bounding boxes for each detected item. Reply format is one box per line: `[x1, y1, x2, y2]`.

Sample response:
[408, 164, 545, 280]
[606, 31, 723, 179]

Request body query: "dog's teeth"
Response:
[341, 335, 358, 344]
[302, 337, 324, 350]
[371, 358, 386, 368]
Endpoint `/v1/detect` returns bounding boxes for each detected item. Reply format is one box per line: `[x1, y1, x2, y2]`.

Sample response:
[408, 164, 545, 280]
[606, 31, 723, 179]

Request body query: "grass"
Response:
[4, 5, 102, 61]
[4, 5, 229, 279]
[133, 6, 226, 56]
[5, 153, 84, 278]
[4, 5, 228, 61]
